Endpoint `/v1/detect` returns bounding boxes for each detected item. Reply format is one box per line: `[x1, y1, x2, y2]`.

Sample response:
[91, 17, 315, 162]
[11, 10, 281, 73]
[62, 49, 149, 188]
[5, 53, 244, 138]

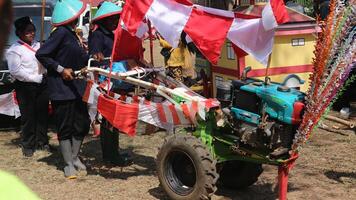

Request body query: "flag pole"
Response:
[264, 53, 272, 84]
[147, 20, 154, 65]
[40, 0, 46, 45]
[89, 0, 92, 22]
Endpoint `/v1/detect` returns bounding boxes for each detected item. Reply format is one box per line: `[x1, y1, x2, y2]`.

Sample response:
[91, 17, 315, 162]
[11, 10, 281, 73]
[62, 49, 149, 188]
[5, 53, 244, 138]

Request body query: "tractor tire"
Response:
[218, 160, 263, 189]
[156, 135, 219, 200]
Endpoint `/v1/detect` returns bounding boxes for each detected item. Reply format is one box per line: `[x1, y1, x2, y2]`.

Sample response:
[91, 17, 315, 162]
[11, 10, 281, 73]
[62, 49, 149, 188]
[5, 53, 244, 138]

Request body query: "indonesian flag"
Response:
[119, 0, 289, 66]
[112, 25, 144, 62]
[262, 0, 290, 31]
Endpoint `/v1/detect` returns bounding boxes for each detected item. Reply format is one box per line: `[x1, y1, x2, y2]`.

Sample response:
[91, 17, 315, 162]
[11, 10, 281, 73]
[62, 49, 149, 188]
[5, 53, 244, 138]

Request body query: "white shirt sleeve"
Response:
[6, 50, 43, 83]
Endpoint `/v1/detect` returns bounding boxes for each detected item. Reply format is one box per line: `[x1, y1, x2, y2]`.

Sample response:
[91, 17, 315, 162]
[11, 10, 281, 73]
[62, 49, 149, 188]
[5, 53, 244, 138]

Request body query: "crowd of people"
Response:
[5, 0, 140, 179]
[5, 0, 198, 179]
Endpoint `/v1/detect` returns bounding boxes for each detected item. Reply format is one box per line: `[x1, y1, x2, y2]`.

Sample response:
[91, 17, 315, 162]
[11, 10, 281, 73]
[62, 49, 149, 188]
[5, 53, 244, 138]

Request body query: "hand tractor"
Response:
[80, 61, 306, 200]
[155, 66, 305, 200]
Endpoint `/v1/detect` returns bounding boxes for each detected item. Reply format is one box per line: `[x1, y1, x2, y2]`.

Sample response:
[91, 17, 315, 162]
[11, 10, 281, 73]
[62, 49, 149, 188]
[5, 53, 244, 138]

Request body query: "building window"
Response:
[255, 0, 268, 4]
[291, 38, 305, 46]
[215, 76, 224, 87]
[227, 42, 236, 60]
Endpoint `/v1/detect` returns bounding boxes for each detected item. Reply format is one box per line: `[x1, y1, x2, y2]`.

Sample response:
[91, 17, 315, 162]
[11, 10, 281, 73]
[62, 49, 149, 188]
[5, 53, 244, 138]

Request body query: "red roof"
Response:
[234, 5, 315, 23]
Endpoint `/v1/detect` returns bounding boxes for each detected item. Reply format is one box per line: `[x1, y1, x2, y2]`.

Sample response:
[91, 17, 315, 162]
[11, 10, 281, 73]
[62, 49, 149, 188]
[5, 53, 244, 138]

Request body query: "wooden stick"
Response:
[319, 123, 349, 136]
[264, 54, 272, 84]
[148, 20, 154, 65]
[325, 115, 355, 129]
[40, 0, 46, 45]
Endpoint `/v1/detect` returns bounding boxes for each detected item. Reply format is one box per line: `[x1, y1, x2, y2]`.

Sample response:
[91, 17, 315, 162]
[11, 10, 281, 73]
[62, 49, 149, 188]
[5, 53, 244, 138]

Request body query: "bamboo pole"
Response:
[319, 122, 349, 136]
[325, 115, 355, 129]
[80, 67, 203, 104]
[148, 20, 154, 65]
[85, 67, 174, 93]
[40, 0, 46, 45]
[264, 53, 272, 84]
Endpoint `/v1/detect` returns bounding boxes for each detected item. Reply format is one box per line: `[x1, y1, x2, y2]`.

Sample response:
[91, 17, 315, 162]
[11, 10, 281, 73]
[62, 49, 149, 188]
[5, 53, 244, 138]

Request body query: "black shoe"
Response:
[22, 148, 34, 157]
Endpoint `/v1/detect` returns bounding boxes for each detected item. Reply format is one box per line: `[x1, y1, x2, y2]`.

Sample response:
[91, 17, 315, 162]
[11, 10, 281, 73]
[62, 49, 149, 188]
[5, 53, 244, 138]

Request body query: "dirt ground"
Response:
[0, 112, 355, 200]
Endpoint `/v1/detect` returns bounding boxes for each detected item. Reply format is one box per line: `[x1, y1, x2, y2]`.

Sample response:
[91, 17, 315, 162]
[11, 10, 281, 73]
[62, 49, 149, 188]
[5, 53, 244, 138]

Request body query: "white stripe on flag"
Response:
[126, 96, 133, 103]
[88, 85, 95, 104]
[162, 103, 173, 124]
[139, 97, 145, 104]
[113, 93, 121, 99]
[175, 105, 190, 125]
[262, 2, 278, 31]
[198, 101, 206, 120]
[145, 0, 192, 47]
[136, 21, 149, 38]
[227, 18, 274, 66]
[138, 103, 164, 129]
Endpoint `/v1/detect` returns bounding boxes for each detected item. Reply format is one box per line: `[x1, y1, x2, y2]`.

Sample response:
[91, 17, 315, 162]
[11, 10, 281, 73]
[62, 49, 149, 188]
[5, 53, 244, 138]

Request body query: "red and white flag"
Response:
[262, 0, 290, 31]
[119, 0, 289, 65]
[184, 7, 234, 64]
[112, 25, 144, 62]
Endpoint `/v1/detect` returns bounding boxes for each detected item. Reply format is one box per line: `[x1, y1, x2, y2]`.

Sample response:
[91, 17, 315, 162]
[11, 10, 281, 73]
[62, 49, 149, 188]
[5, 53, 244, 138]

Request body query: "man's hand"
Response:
[61, 68, 74, 81]
[93, 52, 104, 61]
[80, 67, 88, 78]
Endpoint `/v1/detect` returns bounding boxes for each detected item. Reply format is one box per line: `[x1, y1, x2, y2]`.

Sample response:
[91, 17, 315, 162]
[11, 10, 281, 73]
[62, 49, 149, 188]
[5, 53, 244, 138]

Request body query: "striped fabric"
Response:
[83, 80, 220, 136]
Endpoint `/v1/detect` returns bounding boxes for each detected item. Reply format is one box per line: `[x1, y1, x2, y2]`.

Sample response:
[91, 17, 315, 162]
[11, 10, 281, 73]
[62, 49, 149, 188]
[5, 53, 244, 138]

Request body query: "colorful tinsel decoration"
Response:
[292, 0, 356, 152]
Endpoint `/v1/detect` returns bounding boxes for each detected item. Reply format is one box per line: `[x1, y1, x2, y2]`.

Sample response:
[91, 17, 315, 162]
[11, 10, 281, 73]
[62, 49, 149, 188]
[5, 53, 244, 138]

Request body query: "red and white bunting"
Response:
[119, 0, 289, 66]
[83, 81, 220, 136]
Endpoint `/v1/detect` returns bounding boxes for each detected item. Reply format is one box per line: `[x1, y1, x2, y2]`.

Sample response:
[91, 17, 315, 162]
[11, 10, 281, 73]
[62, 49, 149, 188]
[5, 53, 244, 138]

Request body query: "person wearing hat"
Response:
[6, 16, 49, 157]
[88, 1, 132, 166]
[36, 0, 90, 179]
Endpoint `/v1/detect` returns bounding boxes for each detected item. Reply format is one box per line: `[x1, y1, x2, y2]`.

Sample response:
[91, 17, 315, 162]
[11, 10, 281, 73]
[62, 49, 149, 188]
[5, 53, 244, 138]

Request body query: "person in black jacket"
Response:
[88, 1, 131, 166]
[36, 0, 90, 179]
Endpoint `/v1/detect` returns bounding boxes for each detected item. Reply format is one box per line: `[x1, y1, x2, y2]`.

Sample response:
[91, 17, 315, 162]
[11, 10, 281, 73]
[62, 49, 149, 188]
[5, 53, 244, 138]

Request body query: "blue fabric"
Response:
[99, 61, 134, 91]
[36, 26, 89, 101]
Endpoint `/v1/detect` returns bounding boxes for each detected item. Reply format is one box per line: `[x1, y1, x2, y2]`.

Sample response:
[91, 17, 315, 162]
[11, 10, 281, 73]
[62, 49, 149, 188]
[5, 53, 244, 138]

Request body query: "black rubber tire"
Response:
[218, 160, 263, 189]
[156, 134, 219, 200]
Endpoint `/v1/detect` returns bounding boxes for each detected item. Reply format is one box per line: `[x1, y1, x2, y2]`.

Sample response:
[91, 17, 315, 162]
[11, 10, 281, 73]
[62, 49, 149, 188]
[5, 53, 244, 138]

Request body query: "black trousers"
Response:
[100, 119, 119, 161]
[51, 99, 90, 141]
[15, 81, 49, 150]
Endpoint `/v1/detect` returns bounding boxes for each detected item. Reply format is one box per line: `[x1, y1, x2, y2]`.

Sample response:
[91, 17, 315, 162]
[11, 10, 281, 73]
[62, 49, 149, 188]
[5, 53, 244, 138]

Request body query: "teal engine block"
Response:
[221, 78, 306, 157]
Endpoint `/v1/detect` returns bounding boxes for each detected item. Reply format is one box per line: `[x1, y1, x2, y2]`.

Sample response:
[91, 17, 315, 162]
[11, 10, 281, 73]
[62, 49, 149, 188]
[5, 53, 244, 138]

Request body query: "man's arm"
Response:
[35, 28, 65, 74]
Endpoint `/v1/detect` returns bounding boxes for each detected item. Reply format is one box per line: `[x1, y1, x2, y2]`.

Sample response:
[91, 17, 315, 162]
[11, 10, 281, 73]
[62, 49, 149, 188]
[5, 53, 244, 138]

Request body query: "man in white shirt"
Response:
[6, 16, 49, 157]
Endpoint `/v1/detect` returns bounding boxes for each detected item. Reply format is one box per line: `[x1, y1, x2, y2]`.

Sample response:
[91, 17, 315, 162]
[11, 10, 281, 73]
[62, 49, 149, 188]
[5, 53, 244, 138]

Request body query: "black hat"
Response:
[14, 16, 34, 32]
